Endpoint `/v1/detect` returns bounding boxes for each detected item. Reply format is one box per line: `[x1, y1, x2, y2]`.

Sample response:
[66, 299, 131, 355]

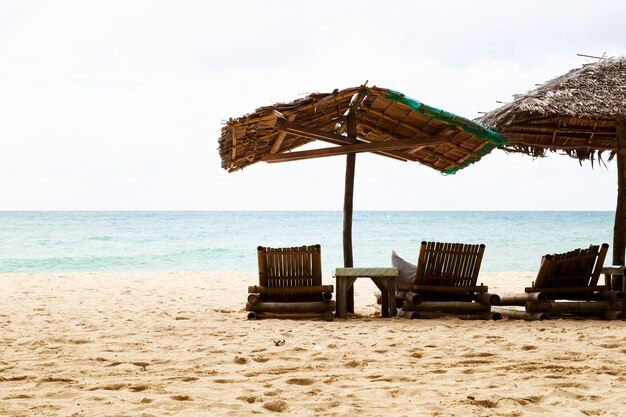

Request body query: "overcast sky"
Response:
[1, 0, 624, 210]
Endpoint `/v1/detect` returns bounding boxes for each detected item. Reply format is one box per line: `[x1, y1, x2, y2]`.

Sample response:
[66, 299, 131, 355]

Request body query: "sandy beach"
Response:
[1, 271, 625, 416]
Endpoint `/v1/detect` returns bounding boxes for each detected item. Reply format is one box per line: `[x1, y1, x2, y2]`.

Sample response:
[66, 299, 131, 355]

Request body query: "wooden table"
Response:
[602, 266, 626, 319]
[334, 267, 398, 319]
[602, 266, 626, 291]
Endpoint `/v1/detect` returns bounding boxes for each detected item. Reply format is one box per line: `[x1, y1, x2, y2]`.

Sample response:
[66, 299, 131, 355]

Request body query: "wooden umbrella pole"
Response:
[343, 153, 355, 268]
[614, 117, 626, 267]
[343, 112, 357, 268]
[342, 110, 358, 313]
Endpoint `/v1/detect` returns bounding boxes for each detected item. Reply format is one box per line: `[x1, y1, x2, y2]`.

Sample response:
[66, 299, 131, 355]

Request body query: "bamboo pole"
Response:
[343, 110, 357, 269]
[401, 301, 490, 313]
[524, 286, 605, 295]
[592, 290, 624, 302]
[491, 307, 549, 321]
[499, 292, 547, 305]
[249, 311, 334, 321]
[604, 311, 624, 320]
[526, 301, 616, 314]
[474, 293, 501, 306]
[247, 293, 260, 305]
[614, 117, 626, 266]
[246, 301, 335, 313]
[398, 310, 419, 319]
[396, 291, 422, 305]
[398, 310, 501, 320]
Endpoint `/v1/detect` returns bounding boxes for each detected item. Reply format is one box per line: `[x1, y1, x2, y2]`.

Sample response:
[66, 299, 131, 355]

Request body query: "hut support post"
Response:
[343, 112, 357, 312]
[614, 117, 626, 267]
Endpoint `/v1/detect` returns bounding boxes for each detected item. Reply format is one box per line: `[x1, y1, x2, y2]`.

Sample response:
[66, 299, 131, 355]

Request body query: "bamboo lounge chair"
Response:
[494, 243, 624, 320]
[397, 241, 501, 320]
[246, 245, 335, 321]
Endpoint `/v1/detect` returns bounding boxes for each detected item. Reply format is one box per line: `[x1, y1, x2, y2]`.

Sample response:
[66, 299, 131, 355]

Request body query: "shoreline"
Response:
[1, 272, 625, 416]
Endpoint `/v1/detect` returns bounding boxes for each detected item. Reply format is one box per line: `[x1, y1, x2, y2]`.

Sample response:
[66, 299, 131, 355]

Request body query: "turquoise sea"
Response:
[0, 211, 615, 273]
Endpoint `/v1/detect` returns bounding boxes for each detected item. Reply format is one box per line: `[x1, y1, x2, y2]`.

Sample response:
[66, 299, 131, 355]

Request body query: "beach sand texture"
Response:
[1, 272, 625, 416]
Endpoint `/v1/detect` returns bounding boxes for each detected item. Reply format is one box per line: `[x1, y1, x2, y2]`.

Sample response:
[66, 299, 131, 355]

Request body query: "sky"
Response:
[0, 0, 625, 211]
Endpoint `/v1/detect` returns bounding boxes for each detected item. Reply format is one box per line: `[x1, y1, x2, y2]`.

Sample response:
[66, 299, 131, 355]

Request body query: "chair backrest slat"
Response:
[417, 241, 485, 286]
[415, 241, 485, 301]
[534, 243, 608, 290]
[258, 245, 322, 288]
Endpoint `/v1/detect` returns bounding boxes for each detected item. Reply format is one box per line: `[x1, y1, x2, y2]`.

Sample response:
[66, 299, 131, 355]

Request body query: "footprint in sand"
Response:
[1, 375, 32, 382]
[132, 362, 150, 371]
[263, 400, 288, 412]
[462, 352, 496, 358]
[39, 377, 75, 383]
[286, 378, 314, 386]
[171, 395, 192, 401]
[98, 384, 126, 391]
[343, 360, 360, 368]
[236, 395, 258, 403]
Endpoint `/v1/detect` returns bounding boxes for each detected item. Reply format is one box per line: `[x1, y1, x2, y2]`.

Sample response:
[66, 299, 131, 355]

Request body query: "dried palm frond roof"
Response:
[219, 85, 506, 175]
[478, 58, 626, 161]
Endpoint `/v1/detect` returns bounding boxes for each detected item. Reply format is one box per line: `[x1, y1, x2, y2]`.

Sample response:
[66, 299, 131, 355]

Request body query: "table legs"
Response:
[336, 276, 357, 319]
[604, 270, 626, 319]
[372, 277, 397, 318]
[336, 275, 396, 318]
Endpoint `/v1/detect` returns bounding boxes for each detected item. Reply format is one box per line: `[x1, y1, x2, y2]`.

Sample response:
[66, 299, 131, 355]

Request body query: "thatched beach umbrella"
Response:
[218, 85, 506, 267]
[479, 58, 626, 264]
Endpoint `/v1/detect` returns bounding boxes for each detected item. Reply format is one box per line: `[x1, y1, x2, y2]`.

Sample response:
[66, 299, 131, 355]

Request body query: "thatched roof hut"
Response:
[218, 85, 506, 266]
[479, 58, 626, 163]
[479, 58, 626, 266]
[219, 85, 506, 175]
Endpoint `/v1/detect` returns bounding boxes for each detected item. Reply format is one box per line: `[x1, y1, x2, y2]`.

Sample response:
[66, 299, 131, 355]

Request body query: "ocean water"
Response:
[0, 211, 615, 273]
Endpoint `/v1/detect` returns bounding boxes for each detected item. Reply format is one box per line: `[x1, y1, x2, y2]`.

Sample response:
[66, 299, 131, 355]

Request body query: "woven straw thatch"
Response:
[219, 86, 506, 174]
[479, 58, 626, 162]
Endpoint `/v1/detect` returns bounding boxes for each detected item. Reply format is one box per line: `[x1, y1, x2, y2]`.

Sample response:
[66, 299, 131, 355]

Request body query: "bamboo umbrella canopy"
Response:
[219, 85, 506, 267]
[479, 58, 626, 264]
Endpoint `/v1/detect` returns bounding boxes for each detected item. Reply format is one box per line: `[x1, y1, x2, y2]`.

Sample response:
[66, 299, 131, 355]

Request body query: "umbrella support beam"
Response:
[613, 117, 626, 266]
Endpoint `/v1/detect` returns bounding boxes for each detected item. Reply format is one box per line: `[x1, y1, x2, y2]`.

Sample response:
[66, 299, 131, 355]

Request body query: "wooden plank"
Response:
[269, 114, 297, 154]
[262, 136, 449, 163]
[590, 243, 609, 286]
[279, 122, 409, 162]
[334, 267, 399, 277]
[230, 127, 237, 162]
